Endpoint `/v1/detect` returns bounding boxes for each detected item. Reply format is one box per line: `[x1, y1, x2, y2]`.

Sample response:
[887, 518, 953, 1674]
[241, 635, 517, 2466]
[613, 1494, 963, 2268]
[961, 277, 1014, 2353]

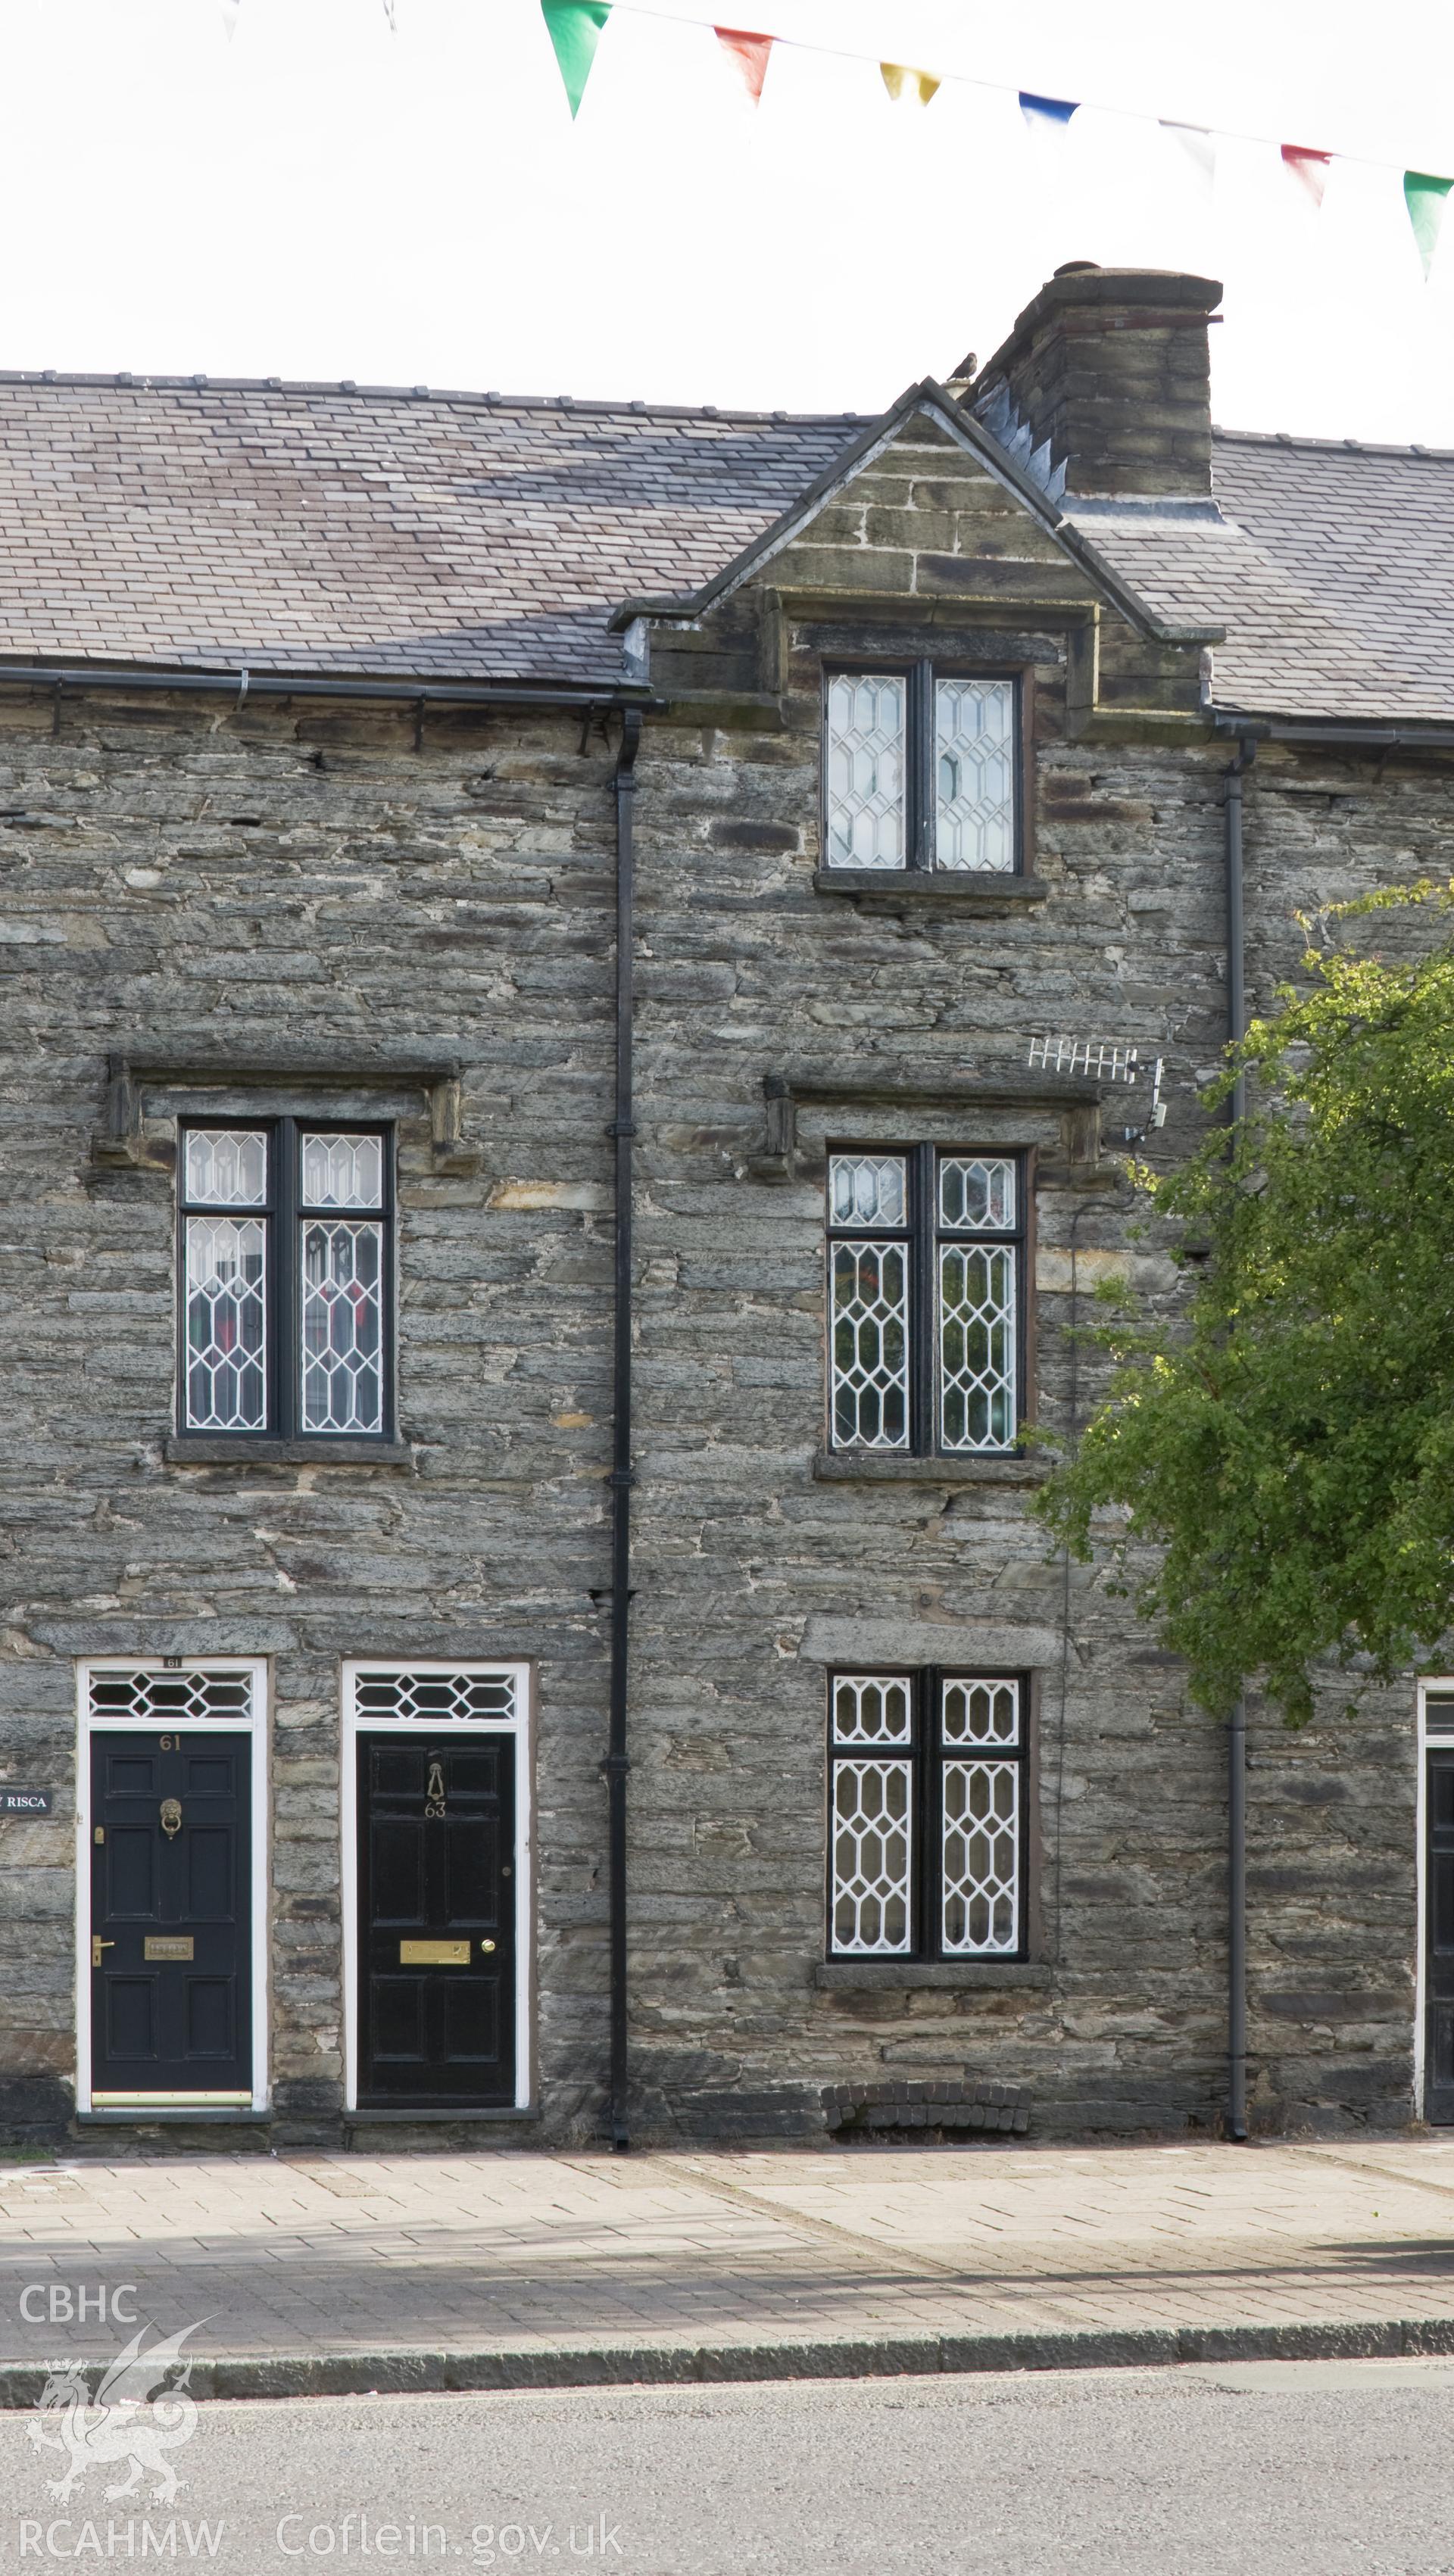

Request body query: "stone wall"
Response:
[0, 417, 1449, 2144]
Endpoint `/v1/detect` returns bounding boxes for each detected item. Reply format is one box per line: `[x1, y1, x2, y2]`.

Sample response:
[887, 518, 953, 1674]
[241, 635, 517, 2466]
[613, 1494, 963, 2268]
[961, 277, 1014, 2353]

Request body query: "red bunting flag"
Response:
[1281, 144, 1332, 209]
[716, 27, 773, 105]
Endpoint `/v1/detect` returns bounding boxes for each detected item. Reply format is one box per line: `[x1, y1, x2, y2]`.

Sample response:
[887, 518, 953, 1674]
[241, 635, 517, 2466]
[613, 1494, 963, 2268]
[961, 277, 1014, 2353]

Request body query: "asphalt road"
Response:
[0, 2361, 1451, 2573]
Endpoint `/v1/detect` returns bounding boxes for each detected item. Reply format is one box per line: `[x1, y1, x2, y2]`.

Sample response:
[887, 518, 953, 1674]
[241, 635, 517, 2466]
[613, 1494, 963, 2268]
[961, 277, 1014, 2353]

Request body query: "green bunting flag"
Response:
[541, 1, 611, 120]
[1404, 170, 1453, 279]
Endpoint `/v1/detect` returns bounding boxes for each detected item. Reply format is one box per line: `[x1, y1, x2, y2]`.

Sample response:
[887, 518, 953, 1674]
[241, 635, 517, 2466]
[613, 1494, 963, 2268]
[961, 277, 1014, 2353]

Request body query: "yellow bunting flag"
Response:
[881, 63, 941, 108]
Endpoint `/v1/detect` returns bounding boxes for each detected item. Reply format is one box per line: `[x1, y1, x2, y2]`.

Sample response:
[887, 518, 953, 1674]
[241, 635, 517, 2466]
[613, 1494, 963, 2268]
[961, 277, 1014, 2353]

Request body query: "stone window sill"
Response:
[163, 1436, 415, 1470]
[813, 870, 1050, 905]
[812, 1447, 1047, 1487]
[813, 1961, 1052, 1992]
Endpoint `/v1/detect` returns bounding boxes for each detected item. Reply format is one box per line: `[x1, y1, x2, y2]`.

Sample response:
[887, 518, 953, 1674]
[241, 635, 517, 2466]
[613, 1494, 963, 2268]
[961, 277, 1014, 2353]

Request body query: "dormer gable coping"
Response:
[607, 379, 1225, 651]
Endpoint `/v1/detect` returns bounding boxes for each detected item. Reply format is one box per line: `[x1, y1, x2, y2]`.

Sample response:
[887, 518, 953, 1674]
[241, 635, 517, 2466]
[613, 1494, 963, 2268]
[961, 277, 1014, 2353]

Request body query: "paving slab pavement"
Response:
[2, 2136, 1454, 2397]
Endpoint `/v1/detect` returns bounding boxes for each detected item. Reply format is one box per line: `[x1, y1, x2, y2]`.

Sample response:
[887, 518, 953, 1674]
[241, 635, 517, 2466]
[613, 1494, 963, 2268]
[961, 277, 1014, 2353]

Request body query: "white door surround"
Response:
[341, 1659, 534, 2116]
[75, 1657, 270, 2116]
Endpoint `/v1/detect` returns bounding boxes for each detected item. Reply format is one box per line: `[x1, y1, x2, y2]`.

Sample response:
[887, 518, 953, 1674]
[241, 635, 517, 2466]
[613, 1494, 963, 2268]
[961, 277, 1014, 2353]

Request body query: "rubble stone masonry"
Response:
[0, 404, 1449, 2144]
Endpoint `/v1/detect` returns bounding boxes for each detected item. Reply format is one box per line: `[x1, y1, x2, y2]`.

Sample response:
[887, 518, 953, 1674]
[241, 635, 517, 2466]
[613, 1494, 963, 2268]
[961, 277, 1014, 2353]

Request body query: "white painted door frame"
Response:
[1415, 1679, 1454, 2121]
[341, 1659, 534, 2115]
[75, 1657, 271, 2116]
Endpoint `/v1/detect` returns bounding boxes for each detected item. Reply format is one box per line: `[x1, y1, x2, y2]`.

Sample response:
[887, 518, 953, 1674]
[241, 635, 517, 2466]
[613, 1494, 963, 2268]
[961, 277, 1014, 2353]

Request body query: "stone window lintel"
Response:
[92, 1053, 479, 1177]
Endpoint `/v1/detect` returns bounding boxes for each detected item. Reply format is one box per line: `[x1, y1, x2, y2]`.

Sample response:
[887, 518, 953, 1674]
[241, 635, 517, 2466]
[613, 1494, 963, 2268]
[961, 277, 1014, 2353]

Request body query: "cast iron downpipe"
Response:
[1225, 735, 1256, 2143]
[607, 707, 642, 2152]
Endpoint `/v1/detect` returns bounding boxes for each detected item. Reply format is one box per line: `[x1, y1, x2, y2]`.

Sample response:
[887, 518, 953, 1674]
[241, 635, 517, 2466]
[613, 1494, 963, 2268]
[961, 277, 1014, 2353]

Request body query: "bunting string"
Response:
[530, 0, 1452, 279]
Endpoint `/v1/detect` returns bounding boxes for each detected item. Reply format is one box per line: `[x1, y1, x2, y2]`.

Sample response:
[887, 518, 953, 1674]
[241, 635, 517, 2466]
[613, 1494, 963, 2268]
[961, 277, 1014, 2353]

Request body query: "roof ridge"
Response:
[0, 369, 865, 428]
[1214, 425, 1454, 463]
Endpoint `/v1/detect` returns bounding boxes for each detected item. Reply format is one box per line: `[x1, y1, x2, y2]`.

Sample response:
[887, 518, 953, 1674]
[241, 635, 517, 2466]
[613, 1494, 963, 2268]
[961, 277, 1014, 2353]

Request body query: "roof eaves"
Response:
[1209, 703, 1454, 747]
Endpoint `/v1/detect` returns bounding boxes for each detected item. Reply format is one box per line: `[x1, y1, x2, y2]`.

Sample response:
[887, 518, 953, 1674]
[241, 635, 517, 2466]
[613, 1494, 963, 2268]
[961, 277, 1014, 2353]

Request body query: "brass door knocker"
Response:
[160, 1798, 183, 1839]
[423, 1759, 446, 1820]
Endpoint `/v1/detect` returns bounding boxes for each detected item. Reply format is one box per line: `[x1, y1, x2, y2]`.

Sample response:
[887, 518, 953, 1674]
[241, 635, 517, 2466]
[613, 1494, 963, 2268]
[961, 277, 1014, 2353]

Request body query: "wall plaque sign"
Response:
[0, 1789, 51, 1815]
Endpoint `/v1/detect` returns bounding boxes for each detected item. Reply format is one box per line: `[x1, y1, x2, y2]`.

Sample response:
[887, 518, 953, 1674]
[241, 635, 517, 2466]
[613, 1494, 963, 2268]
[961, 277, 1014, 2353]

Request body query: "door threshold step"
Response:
[345, 2105, 541, 2123]
[75, 2108, 274, 2125]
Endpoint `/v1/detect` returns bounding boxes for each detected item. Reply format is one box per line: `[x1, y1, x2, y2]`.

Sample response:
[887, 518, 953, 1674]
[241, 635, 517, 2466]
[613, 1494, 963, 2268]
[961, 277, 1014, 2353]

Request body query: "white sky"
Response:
[7, 0, 1454, 442]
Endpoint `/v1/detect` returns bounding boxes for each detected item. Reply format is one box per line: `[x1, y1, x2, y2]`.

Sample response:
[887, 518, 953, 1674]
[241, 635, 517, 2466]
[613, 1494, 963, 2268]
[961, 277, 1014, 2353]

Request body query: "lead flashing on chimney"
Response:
[1062, 495, 1226, 523]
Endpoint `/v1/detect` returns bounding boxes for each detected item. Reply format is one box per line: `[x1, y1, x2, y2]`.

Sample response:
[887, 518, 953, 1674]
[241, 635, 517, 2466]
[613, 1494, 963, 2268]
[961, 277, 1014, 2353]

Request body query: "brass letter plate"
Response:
[144, 1935, 195, 1963]
[400, 1938, 471, 1966]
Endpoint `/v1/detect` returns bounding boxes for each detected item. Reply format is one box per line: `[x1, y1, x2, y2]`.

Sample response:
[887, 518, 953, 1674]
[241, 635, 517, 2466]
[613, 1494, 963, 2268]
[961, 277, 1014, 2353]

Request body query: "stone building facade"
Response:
[2, 263, 1453, 2146]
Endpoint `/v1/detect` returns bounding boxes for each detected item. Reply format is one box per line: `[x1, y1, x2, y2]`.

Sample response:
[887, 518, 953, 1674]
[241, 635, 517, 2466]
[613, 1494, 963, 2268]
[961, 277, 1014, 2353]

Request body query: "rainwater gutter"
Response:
[0, 659, 649, 715]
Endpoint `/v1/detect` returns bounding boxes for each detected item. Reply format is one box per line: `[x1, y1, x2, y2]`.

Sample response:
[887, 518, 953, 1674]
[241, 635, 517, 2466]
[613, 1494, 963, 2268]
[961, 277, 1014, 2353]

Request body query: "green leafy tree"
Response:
[1033, 890, 1454, 1724]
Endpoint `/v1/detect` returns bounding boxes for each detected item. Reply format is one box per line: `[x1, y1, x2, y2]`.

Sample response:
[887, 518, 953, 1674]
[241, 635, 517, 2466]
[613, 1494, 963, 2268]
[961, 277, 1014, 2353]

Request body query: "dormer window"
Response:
[823, 665, 1020, 874]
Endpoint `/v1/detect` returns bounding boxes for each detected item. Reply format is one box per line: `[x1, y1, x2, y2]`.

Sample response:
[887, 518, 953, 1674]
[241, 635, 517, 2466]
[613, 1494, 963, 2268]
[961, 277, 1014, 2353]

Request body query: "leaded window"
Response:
[827, 1147, 1022, 1455]
[828, 1670, 1028, 1960]
[179, 1120, 394, 1443]
[824, 665, 1019, 873]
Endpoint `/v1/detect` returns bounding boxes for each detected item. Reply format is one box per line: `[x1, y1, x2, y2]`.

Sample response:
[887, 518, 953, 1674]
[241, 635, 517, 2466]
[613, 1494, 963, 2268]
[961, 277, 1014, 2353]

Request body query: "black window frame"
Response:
[822, 660, 1027, 876]
[176, 1116, 396, 1448]
[825, 1142, 1026, 1456]
[825, 1667, 1031, 1963]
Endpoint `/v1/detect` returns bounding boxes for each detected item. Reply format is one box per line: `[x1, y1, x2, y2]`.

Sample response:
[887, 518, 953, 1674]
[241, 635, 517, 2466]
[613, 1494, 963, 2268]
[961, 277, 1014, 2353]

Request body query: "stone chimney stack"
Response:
[970, 262, 1222, 501]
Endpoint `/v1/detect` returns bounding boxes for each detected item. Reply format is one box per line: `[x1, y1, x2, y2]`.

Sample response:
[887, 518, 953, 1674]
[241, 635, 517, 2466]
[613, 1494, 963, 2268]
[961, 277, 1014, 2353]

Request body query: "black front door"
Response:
[357, 1733, 516, 2108]
[1427, 1747, 1454, 2122]
[89, 1731, 252, 2100]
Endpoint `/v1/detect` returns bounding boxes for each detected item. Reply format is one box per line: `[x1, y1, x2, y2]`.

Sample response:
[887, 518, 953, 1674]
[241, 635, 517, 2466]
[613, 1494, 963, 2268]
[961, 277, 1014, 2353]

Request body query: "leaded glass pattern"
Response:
[825, 673, 906, 869]
[826, 1669, 1026, 1963]
[185, 1216, 268, 1430]
[939, 1242, 1016, 1451]
[301, 1132, 384, 1212]
[831, 1240, 910, 1448]
[178, 1121, 395, 1443]
[353, 1667, 516, 1723]
[934, 678, 1016, 872]
[301, 1221, 385, 1433]
[829, 1153, 906, 1228]
[184, 1129, 268, 1207]
[89, 1667, 254, 1723]
[942, 1679, 1019, 1747]
[832, 1673, 913, 1746]
[939, 1156, 1015, 1233]
[828, 1146, 1022, 1455]
[831, 1757, 913, 1952]
[941, 1759, 1020, 1952]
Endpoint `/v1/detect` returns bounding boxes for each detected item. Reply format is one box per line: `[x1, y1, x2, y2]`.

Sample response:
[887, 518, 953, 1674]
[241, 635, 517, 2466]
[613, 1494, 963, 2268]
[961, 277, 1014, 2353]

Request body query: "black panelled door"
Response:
[89, 1731, 251, 2097]
[1427, 1746, 1454, 2122]
[357, 1734, 516, 2108]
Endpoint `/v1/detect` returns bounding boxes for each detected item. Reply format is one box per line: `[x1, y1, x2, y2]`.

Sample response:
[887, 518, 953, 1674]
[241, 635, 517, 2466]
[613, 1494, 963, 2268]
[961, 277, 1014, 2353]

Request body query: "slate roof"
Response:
[0, 376, 856, 688]
[0, 372, 1447, 723]
[1072, 432, 1454, 726]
